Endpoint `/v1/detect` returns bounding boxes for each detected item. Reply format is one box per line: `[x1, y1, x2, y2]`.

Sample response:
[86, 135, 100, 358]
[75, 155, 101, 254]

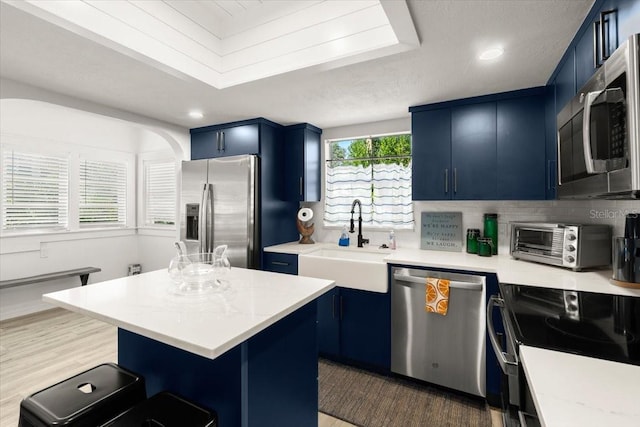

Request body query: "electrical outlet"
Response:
[40, 242, 48, 258]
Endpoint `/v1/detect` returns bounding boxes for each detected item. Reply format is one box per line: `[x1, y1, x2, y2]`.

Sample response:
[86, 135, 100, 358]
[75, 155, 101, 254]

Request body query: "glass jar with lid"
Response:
[477, 237, 494, 257]
[466, 228, 480, 254]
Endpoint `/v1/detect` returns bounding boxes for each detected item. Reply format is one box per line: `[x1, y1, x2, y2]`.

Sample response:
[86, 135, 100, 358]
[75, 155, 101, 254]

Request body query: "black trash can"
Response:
[19, 363, 146, 427]
[103, 392, 217, 427]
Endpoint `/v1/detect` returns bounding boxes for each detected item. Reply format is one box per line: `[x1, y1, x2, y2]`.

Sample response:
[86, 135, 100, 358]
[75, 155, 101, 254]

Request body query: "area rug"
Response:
[318, 358, 492, 427]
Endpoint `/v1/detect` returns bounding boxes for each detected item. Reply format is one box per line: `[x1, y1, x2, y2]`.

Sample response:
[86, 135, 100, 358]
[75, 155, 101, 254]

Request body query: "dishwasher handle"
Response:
[392, 273, 483, 291]
[487, 295, 518, 376]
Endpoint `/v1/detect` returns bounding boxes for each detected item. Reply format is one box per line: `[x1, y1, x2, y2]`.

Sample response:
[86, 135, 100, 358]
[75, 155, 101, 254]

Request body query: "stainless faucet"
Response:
[349, 199, 369, 248]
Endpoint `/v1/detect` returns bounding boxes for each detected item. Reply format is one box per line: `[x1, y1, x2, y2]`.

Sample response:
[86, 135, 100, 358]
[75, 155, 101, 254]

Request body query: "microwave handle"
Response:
[582, 90, 603, 174]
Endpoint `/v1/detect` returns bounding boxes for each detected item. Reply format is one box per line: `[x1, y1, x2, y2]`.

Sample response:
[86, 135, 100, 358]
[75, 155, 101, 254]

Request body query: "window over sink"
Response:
[324, 133, 413, 229]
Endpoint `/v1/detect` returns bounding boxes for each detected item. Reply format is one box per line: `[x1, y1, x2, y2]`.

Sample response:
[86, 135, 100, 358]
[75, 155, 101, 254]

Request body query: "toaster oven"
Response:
[510, 222, 611, 271]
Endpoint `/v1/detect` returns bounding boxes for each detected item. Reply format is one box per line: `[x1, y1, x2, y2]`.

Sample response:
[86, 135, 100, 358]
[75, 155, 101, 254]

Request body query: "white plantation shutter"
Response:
[144, 160, 175, 226]
[79, 159, 126, 227]
[1, 150, 69, 230]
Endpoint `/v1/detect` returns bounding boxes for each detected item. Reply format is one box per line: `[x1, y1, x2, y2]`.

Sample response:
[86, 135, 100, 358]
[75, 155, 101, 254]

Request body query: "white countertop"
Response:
[43, 268, 334, 359]
[520, 345, 640, 427]
[265, 242, 640, 297]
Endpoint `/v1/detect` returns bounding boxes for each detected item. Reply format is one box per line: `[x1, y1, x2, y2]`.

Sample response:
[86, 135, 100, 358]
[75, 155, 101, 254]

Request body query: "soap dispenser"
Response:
[389, 230, 397, 250]
[339, 225, 350, 247]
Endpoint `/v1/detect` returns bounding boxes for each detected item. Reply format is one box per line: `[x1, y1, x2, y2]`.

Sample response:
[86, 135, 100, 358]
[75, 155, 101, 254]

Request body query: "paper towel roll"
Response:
[297, 208, 314, 222]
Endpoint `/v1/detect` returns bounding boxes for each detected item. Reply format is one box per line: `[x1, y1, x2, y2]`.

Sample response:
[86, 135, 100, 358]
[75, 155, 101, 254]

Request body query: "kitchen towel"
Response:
[426, 277, 450, 315]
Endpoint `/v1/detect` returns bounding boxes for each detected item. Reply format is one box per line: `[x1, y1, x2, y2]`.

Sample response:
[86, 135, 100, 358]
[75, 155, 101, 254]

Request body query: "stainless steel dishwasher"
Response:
[391, 267, 486, 397]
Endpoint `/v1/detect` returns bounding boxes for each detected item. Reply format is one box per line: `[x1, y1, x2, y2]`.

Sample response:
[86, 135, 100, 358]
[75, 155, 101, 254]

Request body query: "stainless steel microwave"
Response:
[510, 222, 611, 271]
[557, 33, 639, 199]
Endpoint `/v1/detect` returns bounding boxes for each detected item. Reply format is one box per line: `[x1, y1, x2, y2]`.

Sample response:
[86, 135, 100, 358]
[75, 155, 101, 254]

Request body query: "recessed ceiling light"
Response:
[479, 47, 504, 61]
[188, 110, 204, 119]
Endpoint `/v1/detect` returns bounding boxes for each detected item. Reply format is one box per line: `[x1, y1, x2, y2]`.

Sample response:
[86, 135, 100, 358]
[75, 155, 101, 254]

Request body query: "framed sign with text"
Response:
[420, 212, 463, 252]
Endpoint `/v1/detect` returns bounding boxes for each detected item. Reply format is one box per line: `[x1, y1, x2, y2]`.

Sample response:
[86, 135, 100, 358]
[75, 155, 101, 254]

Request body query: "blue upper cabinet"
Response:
[283, 123, 322, 202]
[551, 0, 639, 111]
[451, 103, 497, 200]
[411, 88, 547, 201]
[497, 94, 546, 200]
[411, 108, 451, 200]
[554, 51, 575, 114]
[190, 121, 259, 159]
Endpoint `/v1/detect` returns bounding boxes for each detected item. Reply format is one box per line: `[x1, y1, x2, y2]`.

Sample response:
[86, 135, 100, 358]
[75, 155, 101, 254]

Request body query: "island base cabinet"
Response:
[118, 302, 318, 427]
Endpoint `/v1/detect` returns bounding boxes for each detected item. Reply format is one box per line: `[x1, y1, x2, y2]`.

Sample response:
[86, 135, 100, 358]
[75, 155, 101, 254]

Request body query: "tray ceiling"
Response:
[7, 0, 419, 88]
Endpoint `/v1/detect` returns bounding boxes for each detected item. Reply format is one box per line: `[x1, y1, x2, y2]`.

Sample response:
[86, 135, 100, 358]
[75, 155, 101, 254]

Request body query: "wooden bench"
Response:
[0, 267, 102, 290]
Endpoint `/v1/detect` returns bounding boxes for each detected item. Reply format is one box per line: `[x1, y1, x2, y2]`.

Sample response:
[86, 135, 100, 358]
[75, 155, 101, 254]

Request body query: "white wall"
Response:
[306, 118, 640, 254]
[0, 79, 189, 320]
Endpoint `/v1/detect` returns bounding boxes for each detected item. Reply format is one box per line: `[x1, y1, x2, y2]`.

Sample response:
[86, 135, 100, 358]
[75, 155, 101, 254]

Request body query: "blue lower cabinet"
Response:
[262, 252, 298, 275]
[317, 288, 340, 357]
[318, 287, 391, 371]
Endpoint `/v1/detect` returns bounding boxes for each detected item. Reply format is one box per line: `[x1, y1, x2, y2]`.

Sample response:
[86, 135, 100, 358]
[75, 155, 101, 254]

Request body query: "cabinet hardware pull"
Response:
[299, 176, 303, 196]
[221, 131, 225, 151]
[593, 21, 599, 68]
[594, 10, 616, 67]
[453, 168, 458, 193]
[600, 10, 615, 63]
[271, 261, 289, 266]
[444, 168, 448, 193]
[216, 132, 221, 152]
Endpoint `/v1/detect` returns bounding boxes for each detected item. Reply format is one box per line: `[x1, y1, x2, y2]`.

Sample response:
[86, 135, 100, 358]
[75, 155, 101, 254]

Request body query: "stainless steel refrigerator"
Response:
[180, 155, 259, 268]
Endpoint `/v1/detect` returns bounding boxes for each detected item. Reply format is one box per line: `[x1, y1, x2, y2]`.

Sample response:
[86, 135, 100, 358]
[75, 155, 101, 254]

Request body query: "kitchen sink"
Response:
[298, 247, 390, 293]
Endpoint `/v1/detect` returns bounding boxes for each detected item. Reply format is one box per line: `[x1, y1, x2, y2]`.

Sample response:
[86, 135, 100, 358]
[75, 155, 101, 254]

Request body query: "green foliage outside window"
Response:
[328, 134, 411, 167]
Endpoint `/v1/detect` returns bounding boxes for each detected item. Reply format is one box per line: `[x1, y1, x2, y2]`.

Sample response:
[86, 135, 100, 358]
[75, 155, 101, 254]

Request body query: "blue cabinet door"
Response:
[191, 130, 217, 160]
[411, 109, 452, 200]
[317, 288, 340, 358]
[575, 24, 597, 90]
[497, 95, 546, 199]
[339, 288, 391, 370]
[284, 124, 321, 202]
[555, 52, 575, 114]
[218, 124, 260, 157]
[451, 103, 497, 200]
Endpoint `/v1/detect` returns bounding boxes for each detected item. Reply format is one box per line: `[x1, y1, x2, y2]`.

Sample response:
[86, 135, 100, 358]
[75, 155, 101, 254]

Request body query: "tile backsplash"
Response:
[305, 200, 639, 254]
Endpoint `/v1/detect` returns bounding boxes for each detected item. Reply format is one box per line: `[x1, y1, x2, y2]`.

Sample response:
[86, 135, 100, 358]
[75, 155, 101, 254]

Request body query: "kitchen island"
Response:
[43, 268, 334, 427]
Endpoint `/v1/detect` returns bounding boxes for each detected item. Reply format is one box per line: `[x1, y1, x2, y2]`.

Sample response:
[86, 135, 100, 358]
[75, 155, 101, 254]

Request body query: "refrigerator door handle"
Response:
[199, 183, 214, 253]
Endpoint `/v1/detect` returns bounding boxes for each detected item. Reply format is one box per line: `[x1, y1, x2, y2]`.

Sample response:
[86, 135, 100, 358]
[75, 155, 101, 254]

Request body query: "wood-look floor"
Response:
[0, 309, 500, 427]
[0, 308, 354, 427]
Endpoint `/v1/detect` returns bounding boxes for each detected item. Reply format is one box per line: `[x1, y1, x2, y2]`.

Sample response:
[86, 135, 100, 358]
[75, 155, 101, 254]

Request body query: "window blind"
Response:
[79, 159, 126, 227]
[144, 160, 175, 226]
[1, 150, 69, 230]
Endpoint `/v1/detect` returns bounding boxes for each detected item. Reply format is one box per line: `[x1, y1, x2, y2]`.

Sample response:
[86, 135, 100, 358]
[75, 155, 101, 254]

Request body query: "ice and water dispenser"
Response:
[185, 203, 199, 240]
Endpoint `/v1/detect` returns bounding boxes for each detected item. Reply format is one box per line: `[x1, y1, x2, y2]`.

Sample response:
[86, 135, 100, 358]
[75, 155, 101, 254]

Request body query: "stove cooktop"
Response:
[500, 284, 640, 366]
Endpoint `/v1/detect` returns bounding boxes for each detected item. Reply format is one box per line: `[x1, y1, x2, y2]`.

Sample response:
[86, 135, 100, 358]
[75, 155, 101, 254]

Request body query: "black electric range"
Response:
[500, 283, 640, 366]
